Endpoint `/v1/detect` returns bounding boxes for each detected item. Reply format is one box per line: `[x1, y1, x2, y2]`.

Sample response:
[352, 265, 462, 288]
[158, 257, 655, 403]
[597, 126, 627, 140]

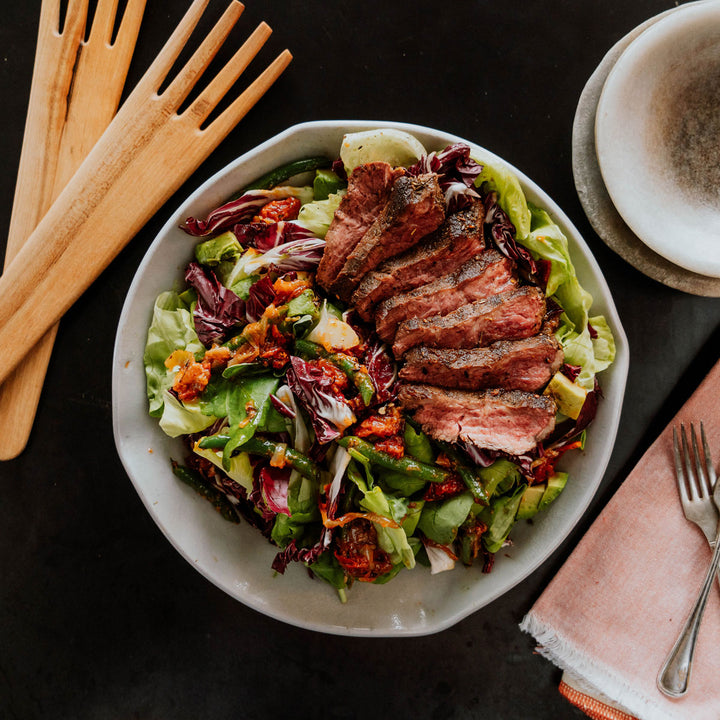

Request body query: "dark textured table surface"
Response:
[2, 1, 719, 718]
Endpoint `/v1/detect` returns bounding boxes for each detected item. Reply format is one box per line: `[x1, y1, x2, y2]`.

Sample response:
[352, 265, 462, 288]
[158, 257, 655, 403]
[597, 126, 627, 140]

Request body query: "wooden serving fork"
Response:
[0, 0, 146, 459]
[0, 1, 292, 424]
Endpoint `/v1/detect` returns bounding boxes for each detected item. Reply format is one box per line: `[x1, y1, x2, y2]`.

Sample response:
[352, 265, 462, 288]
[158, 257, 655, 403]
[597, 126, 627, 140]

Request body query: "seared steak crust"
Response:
[330, 173, 445, 301]
[398, 383, 557, 456]
[316, 162, 404, 291]
[374, 251, 517, 342]
[392, 286, 546, 357]
[351, 200, 485, 320]
[398, 335, 564, 392]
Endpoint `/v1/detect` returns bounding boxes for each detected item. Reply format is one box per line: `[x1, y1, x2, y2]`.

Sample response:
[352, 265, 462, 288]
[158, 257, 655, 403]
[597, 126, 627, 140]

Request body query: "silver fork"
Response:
[658, 422, 720, 698]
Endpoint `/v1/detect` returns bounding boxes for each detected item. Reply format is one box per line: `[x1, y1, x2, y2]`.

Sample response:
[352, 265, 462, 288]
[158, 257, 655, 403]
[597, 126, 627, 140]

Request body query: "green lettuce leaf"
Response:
[193, 444, 254, 493]
[473, 156, 531, 239]
[417, 492, 475, 545]
[219, 375, 281, 468]
[521, 204, 616, 388]
[589, 315, 616, 374]
[158, 391, 216, 438]
[347, 465, 416, 569]
[144, 290, 204, 418]
[296, 191, 345, 238]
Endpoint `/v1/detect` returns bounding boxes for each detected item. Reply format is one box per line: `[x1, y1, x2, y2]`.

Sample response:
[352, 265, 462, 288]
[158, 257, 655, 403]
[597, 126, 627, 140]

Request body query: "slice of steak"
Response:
[398, 334, 564, 392]
[316, 162, 404, 292]
[374, 251, 517, 342]
[392, 285, 546, 357]
[351, 200, 485, 320]
[398, 383, 557, 456]
[330, 173, 445, 302]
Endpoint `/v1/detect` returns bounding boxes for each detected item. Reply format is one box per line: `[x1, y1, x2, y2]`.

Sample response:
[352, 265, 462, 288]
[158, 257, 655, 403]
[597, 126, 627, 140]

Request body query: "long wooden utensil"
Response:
[0, 1, 291, 395]
[0, 0, 146, 460]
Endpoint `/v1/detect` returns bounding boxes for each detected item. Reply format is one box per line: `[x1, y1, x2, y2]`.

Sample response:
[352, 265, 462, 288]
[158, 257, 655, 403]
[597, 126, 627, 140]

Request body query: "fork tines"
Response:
[674, 422, 715, 502]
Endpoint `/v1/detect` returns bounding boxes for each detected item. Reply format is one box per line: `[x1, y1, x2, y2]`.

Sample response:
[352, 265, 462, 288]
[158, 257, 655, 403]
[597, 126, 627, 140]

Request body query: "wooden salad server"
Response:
[0, 0, 292, 432]
[0, 0, 146, 460]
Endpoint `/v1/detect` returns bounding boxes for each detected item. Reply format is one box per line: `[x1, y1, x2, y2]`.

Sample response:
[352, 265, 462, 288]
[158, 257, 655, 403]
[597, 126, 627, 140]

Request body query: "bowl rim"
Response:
[113, 119, 629, 637]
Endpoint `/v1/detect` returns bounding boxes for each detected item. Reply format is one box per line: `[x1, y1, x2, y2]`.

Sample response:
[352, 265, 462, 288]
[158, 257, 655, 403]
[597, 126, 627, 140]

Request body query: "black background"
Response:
[2, 1, 719, 718]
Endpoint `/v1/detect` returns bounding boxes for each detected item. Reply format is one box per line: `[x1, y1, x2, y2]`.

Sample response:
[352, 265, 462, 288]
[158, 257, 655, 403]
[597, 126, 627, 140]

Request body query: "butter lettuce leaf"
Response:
[158, 390, 216, 438]
[296, 191, 346, 238]
[473, 156, 531, 239]
[144, 290, 203, 418]
[520, 204, 615, 388]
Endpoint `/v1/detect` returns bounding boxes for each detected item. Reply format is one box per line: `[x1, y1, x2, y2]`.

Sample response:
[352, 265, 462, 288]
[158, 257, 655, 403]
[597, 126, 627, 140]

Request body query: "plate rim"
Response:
[594, 0, 720, 278]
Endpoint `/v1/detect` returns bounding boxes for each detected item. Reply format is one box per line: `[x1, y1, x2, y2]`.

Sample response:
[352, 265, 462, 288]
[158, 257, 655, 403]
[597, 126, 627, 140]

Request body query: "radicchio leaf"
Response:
[270, 392, 296, 419]
[363, 341, 398, 404]
[184, 262, 246, 346]
[242, 237, 327, 275]
[483, 192, 549, 290]
[259, 466, 292, 516]
[408, 142, 483, 212]
[234, 221, 317, 251]
[271, 539, 326, 574]
[285, 356, 356, 444]
[245, 275, 277, 323]
[560, 363, 582, 382]
[182, 189, 305, 237]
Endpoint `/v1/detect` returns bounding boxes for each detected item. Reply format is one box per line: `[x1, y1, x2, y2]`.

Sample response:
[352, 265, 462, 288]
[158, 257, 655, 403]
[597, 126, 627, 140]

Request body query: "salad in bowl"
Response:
[114, 121, 627, 635]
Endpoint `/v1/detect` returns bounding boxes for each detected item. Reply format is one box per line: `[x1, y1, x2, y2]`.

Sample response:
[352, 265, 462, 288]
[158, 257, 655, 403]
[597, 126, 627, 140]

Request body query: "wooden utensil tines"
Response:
[0, 0, 292, 446]
[0, 0, 146, 460]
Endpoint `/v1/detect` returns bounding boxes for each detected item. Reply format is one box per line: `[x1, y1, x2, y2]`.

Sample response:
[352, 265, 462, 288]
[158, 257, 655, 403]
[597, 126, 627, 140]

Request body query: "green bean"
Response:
[293, 338, 325, 359]
[329, 353, 375, 406]
[198, 434, 231, 449]
[199, 434, 320, 482]
[239, 156, 331, 194]
[171, 461, 239, 524]
[438, 442, 489, 505]
[336, 436, 450, 483]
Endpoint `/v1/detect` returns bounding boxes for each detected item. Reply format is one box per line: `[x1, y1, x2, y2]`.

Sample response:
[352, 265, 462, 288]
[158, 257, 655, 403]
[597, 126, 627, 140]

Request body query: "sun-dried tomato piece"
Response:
[354, 408, 403, 439]
[273, 274, 312, 305]
[202, 345, 232, 370]
[173, 358, 211, 402]
[313, 358, 349, 393]
[374, 435, 404, 459]
[424, 474, 466, 501]
[334, 518, 394, 582]
[254, 198, 302, 223]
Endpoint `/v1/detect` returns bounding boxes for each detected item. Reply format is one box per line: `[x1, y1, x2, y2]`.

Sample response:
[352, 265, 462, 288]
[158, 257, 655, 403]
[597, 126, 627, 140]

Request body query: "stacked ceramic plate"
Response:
[573, 0, 720, 296]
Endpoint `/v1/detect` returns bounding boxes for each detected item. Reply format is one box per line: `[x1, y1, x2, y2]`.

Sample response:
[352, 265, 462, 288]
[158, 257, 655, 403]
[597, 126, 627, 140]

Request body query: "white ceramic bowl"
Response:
[112, 120, 629, 637]
[595, 0, 720, 278]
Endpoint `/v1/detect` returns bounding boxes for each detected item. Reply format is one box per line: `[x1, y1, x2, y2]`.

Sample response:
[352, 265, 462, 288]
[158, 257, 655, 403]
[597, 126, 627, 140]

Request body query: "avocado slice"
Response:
[313, 169, 345, 200]
[544, 372, 587, 420]
[538, 472, 568, 511]
[516, 483, 547, 520]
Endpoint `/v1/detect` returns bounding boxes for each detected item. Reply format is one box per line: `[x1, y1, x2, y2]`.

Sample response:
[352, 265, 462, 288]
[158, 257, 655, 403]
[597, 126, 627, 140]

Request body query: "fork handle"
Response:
[657, 526, 720, 697]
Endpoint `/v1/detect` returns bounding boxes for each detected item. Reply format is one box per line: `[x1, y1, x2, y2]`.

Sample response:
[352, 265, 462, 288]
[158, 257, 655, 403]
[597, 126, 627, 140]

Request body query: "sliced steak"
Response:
[351, 200, 485, 320]
[398, 335, 564, 392]
[316, 162, 404, 292]
[398, 383, 557, 456]
[330, 173, 446, 302]
[374, 251, 517, 342]
[392, 285, 546, 357]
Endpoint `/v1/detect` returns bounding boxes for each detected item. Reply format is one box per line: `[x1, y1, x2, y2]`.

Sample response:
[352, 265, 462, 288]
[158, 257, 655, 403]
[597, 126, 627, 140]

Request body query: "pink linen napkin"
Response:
[521, 359, 720, 720]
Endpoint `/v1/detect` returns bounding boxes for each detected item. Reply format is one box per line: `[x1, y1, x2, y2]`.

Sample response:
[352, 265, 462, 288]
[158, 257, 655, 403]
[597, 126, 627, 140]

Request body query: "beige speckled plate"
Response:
[572, 0, 720, 296]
